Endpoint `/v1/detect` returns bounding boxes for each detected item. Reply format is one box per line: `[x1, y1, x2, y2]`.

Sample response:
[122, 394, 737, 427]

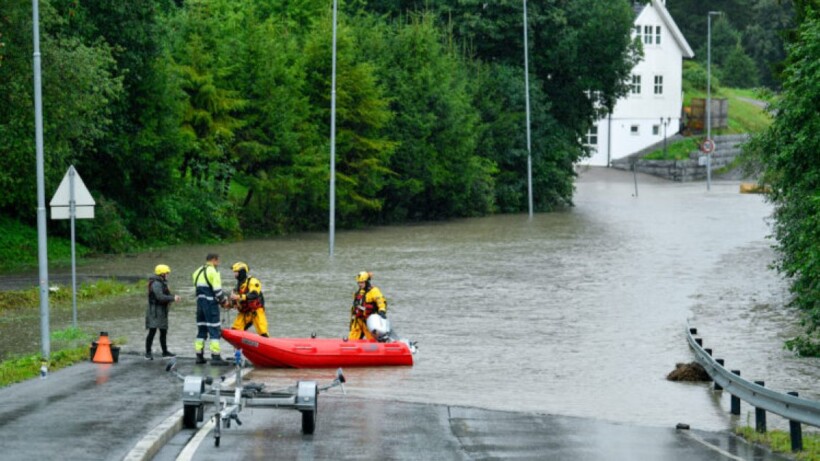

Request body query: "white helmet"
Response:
[366, 315, 391, 337]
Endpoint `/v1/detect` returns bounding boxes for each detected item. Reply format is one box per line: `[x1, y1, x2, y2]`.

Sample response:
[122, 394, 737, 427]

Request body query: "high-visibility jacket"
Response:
[193, 263, 226, 305]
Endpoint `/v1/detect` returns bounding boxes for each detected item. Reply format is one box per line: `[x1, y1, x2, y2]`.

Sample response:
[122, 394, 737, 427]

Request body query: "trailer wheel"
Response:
[301, 386, 318, 434]
[301, 409, 316, 434]
[183, 404, 199, 429]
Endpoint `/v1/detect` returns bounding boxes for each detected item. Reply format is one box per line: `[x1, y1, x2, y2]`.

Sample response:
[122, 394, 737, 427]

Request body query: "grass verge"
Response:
[0, 327, 94, 387]
[0, 279, 137, 387]
[0, 278, 140, 312]
[644, 137, 701, 161]
[736, 426, 820, 461]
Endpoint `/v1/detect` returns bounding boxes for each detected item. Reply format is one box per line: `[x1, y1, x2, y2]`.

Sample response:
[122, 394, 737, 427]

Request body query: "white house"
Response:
[584, 0, 694, 167]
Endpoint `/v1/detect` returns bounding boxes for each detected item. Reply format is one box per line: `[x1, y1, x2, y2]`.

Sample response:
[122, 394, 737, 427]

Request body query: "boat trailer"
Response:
[166, 351, 345, 447]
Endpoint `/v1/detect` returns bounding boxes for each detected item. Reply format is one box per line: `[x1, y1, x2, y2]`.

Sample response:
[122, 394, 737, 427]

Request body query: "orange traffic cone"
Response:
[93, 332, 114, 364]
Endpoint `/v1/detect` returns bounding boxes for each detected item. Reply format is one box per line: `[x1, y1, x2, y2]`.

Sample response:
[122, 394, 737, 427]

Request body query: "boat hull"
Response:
[221, 329, 414, 368]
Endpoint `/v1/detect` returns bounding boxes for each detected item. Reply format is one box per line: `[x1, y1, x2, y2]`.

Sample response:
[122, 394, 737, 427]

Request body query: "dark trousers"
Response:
[146, 328, 168, 353]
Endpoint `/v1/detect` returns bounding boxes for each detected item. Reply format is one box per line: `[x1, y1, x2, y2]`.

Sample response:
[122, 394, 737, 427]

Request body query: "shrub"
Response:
[76, 196, 136, 253]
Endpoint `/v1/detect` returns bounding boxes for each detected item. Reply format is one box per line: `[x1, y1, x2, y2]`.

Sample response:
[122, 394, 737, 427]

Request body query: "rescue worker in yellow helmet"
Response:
[349, 271, 387, 340]
[192, 253, 230, 365]
[228, 262, 269, 337]
[145, 264, 181, 360]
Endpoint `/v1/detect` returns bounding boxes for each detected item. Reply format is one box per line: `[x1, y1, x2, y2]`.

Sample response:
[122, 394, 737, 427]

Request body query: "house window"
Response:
[652, 125, 660, 135]
[634, 25, 642, 42]
[654, 75, 664, 95]
[631, 75, 641, 94]
[644, 25, 653, 44]
[630, 125, 640, 135]
[586, 125, 598, 147]
[655, 26, 662, 45]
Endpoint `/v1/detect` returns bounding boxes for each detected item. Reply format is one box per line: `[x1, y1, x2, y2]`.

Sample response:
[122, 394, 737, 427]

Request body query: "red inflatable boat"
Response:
[221, 329, 415, 368]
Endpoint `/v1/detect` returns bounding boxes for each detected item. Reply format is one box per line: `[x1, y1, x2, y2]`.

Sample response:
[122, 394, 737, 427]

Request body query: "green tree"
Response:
[168, 0, 247, 189]
[299, 9, 395, 228]
[721, 43, 759, 88]
[222, 0, 316, 233]
[371, 13, 489, 220]
[742, 0, 793, 88]
[362, 0, 638, 211]
[50, 0, 191, 247]
[0, 0, 122, 221]
[746, 9, 820, 356]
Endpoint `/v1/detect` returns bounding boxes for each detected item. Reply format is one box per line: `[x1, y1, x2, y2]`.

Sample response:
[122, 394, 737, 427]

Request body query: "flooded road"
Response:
[3, 166, 816, 432]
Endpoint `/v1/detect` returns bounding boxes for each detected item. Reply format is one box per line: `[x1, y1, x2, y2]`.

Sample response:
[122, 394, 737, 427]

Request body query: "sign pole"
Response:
[70, 166, 77, 327]
[50, 166, 96, 330]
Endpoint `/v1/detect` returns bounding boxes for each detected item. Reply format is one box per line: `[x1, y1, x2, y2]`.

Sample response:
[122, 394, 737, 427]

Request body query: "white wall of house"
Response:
[584, 1, 693, 166]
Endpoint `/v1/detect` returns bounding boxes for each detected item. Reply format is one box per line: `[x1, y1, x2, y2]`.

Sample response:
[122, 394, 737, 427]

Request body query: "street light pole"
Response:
[32, 0, 50, 359]
[706, 11, 721, 191]
[661, 117, 669, 159]
[328, 0, 338, 256]
[523, 0, 533, 219]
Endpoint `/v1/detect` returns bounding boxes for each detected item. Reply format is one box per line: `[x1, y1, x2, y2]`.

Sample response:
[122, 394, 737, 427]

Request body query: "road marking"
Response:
[681, 430, 746, 461]
[176, 418, 216, 461]
[175, 373, 238, 461]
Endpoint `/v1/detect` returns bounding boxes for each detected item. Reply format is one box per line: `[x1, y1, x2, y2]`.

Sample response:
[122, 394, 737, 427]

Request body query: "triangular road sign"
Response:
[50, 166, 95, 207]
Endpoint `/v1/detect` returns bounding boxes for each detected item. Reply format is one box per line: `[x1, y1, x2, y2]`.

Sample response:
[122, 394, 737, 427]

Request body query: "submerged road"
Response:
[0, 352, 789, 460]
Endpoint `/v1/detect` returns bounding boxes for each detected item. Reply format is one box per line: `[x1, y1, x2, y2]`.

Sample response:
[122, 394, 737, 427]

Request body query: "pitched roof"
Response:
[638, 0, 694, 58]
[653, 1, 694, 58]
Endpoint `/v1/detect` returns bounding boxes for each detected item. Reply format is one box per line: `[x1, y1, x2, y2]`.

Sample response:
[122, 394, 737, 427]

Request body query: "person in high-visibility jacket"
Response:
[192, 253, 230, 365]
[228, 262, 269, 337]
[349, 271, 387, 340]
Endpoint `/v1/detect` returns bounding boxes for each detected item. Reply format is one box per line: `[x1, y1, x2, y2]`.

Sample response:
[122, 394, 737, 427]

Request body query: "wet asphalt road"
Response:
[0, 352, 790, 461]
[154, 395, 790, 461]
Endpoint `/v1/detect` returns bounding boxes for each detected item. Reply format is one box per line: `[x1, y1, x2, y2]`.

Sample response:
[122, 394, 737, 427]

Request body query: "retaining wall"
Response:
[611, 134, 750, 182]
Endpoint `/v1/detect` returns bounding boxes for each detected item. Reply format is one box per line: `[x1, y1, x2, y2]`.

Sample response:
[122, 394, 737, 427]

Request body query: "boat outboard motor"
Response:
[366, 315, 393, 342]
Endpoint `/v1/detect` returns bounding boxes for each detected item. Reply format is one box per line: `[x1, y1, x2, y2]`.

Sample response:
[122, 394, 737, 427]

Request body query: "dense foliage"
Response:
[666, 0, 795, 89]
[746, 6, 820, 356]
[0, 0, 637, 250]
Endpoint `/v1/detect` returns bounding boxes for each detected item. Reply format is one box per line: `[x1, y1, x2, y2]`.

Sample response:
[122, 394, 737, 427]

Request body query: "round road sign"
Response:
[701, 139, 715, 154]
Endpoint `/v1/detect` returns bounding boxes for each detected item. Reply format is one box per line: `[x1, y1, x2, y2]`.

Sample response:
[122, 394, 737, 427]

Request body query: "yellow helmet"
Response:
[355, 271, 372, 283]
[232, 262, 249, 273]
[154, 264, 171, 276]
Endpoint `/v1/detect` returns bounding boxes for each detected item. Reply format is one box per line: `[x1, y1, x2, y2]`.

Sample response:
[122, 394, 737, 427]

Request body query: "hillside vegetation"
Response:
[644, 61, 774, 161]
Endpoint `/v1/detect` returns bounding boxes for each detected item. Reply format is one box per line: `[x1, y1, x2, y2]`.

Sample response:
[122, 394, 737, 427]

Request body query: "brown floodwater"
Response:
[2, 167, 816, 432]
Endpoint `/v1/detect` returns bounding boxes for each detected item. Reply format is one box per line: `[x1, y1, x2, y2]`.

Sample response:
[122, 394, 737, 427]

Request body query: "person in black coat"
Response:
[145, 264, 181, 360]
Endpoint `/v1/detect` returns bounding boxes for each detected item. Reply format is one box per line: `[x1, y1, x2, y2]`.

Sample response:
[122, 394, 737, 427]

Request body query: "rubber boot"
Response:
[210, 354, 230, 366]
[195, 353, 207, 364]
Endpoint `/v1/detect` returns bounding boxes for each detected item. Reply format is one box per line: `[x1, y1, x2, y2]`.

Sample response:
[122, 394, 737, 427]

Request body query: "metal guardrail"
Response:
[686, 324, 820, 432]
